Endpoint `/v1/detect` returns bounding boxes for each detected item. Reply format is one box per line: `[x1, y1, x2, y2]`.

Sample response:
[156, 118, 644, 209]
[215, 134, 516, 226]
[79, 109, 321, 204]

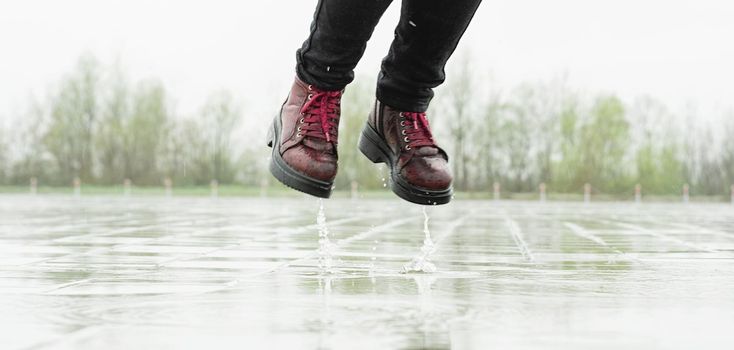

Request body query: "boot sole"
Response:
[267, 111, 333, 198]
[358, 124, 453, 205]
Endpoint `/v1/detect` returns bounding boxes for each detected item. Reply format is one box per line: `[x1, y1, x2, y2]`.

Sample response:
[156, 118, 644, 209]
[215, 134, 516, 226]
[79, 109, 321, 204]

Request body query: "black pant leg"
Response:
[377, 0, 482, 112]
[297, 0, 393, 90]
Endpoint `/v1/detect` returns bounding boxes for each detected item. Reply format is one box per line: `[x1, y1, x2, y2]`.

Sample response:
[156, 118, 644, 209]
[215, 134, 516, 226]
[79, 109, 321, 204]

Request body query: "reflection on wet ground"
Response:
[1, 195, 733, 349]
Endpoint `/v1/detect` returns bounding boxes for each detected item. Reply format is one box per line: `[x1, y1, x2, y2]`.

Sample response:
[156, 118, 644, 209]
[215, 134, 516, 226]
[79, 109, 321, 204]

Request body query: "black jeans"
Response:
[296, 0, 482, 112]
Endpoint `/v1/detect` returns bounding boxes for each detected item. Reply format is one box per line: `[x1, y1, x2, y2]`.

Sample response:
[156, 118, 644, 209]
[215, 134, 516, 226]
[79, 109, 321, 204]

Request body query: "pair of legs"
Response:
[268, 0, 481, 205]
[297, 0, 482, 112]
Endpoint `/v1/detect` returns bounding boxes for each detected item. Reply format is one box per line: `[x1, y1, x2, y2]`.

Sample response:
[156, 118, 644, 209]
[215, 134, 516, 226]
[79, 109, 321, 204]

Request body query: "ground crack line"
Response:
[564, 222, 643, 263]
[503, 213, 535, 262]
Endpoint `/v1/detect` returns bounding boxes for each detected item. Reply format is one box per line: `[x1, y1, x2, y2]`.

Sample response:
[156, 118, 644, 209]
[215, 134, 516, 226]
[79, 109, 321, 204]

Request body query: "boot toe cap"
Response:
[399, 157, 452, 190]
[282, 146, 337, 182]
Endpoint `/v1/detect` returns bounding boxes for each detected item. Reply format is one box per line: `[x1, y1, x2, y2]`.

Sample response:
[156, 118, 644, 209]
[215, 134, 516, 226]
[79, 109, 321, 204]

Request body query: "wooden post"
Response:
[73, 177, 81, 197]
[682, 184, 689, 203]
[539, 183, 547, 202]
[635, 184, 642, 203]
[163, 177, 172, 197]
[584, 183, 591, 203]
[210, 180, 219, 198]
[123, 178, 132, 197]
[30, 177, 37, 195]
[350, 180, 359, 200]
[493, 182, 501, 201]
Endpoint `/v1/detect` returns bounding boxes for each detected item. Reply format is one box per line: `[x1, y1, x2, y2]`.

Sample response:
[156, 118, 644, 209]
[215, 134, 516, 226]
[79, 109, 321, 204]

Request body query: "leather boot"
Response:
[267, 77, 342, 198]
[359, 100, 453, 205]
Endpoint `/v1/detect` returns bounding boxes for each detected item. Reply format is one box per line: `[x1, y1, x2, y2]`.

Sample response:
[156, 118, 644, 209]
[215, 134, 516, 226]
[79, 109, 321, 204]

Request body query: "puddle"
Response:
[2, 196, 734, 349]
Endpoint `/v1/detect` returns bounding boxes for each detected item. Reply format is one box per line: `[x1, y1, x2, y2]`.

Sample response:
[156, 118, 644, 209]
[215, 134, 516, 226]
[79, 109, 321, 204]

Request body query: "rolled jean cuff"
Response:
[296, 51, 352, 91]
[375, 86, 432, 113]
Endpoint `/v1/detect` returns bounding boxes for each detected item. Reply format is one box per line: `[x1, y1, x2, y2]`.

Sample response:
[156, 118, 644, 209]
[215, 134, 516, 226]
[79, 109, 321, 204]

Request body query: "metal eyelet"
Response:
[297, 126, 302, 132]
[405, 145, 412, 151]
[400, 121, 406, 127]
[404, 136, 410, 143]
[307, 94, 313, 100]
[401, 130, 407, 135]
[299, 118, 305, 123]
[296, 132, 302, 137]
[308, 85, 313, 91]
[399, 112, 405, 118]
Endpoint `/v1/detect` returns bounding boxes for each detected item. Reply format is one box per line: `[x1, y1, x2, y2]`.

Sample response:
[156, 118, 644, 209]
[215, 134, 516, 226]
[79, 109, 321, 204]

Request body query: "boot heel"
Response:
[358, 126, 386, 164]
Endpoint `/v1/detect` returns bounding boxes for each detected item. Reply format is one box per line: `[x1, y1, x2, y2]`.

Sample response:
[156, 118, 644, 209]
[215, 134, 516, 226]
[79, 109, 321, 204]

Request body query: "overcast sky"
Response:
[1, 0, 732, 125]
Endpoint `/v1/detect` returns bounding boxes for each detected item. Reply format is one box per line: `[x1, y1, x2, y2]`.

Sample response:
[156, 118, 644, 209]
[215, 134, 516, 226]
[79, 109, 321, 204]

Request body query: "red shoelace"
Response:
[400, 112, 435, 150]
[299, 87, 342, 143]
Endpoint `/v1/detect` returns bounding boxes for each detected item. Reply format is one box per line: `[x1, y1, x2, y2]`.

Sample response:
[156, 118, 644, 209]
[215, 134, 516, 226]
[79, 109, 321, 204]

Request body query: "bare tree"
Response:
[200, 92, 241, 184]
[43, 55, 100, 184]
[443, 55, 475, 190]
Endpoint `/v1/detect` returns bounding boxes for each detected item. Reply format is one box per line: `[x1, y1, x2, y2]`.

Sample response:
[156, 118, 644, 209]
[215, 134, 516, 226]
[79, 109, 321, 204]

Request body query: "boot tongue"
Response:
[303, 137, 334, 153]
[414, 146, 438, 157]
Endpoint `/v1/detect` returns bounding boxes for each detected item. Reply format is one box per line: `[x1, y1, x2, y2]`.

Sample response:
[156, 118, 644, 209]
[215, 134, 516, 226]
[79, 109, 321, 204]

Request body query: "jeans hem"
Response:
[376, 87, 431, 113]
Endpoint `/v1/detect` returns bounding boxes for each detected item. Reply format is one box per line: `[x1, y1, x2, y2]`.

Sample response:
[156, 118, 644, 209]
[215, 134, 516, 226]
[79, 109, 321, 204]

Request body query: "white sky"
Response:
[1, 0, 733, 125]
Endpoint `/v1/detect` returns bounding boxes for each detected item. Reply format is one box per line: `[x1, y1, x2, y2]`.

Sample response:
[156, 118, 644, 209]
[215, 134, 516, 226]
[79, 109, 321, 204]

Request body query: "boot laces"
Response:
[401, 112, 435, 150]
[299, 87, 341, 143]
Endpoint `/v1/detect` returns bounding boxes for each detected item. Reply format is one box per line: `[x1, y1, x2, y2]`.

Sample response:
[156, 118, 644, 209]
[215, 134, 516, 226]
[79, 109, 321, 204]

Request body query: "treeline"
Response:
[0, 55, 258, 188]
[0, 55, 733, 198]
[336, 58, 734, 198]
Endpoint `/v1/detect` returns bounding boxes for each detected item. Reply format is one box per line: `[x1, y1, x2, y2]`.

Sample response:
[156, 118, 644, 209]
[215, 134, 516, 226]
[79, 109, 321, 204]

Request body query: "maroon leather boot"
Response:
[359, 100, 453, 205]
[267, 77, 342, 198]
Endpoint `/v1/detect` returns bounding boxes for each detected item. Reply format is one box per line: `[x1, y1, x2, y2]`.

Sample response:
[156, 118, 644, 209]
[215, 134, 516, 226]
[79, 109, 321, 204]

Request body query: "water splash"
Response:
[317, 199, 336, 273]
[402, 207, 437, 273]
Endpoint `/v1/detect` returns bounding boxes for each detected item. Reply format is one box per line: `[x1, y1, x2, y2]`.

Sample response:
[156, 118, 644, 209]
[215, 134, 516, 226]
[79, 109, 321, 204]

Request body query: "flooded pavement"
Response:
[1, 195, 734, 349]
